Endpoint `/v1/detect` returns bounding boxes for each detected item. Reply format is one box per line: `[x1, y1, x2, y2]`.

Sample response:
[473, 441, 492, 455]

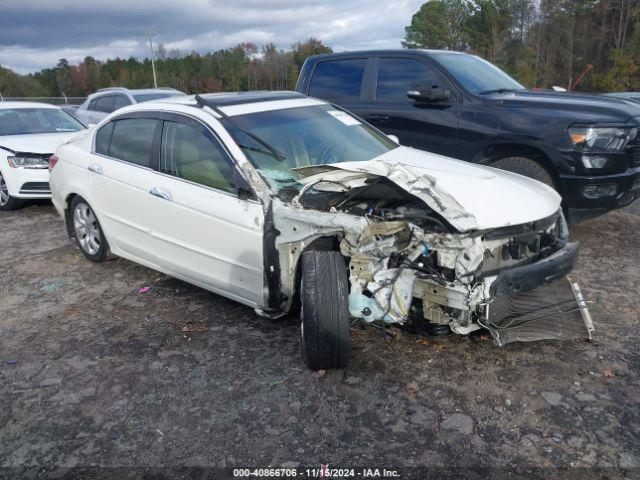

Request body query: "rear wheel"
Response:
[300, 250, 350, 370]
[491, 156, 555, 189]
[0, 172, 23, 211]
[71, 196, 108, 263]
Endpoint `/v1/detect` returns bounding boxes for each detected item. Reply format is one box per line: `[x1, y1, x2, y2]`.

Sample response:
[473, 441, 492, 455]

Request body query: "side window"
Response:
[113, 95, 131, 110]
[94, 96, 115, 113]
[109, 118, 158, 168]
[95, 122, 114, 155]
[161, 120, 236, 193]
[376, 58, 445, 102]
[309, 59, 367, 101]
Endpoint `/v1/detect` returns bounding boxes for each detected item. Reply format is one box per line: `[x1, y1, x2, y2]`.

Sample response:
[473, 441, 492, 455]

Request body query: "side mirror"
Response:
[234, 169, 255, 201]
[407, 83, 452, 103]
[387, 134, 400, 144]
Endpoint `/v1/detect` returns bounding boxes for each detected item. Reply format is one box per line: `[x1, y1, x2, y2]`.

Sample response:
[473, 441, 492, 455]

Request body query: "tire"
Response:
[491, 157, 555, 189]
[300, 250, 350, 370]
[70, 196, 109, 263]
[0, 171, 24, 211]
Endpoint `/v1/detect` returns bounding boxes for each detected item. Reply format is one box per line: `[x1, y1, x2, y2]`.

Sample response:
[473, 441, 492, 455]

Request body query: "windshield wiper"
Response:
[237, 144, 286, 161]
[195, 94, 287, 162]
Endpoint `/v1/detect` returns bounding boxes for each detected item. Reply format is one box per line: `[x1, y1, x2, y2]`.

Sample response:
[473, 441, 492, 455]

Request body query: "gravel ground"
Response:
[0, 202, 639, 478]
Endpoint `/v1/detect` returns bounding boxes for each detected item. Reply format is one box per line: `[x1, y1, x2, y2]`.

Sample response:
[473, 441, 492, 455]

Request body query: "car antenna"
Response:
[194, 94, 286, 161]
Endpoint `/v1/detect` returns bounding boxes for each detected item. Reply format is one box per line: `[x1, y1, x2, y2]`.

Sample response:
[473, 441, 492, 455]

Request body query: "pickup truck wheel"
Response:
[71, 196, 109, 263]
[300, 250, 350, 370]
[0, 172, 23, 211]
[491, 157, 555, 189]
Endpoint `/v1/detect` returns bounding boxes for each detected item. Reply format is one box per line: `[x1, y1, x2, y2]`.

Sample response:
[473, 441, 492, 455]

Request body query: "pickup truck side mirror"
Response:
[407, 83, 452, 103]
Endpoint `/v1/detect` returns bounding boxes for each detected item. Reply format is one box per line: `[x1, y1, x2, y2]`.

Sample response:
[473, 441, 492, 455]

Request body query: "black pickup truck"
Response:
[296, 49, 640, 221]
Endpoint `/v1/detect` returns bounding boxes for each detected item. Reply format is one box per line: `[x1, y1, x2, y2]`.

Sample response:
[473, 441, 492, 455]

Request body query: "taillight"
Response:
[49, 155, 59, 170]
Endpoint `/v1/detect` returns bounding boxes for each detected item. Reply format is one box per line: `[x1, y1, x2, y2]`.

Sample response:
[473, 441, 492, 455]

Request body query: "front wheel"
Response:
[491, 156, 555, 189]
[300, 250, 350, 370]
[0, 172, 23, 211]
[70, 196, 109, 263]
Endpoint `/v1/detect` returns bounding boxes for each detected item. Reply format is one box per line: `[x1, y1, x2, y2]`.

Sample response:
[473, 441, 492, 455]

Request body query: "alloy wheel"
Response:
[73, 202, 102, 255]
[0, 173, 9, 206]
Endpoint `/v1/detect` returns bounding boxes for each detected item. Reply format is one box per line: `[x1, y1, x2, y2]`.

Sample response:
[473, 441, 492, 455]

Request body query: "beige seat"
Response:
[165, 124, 233, 191]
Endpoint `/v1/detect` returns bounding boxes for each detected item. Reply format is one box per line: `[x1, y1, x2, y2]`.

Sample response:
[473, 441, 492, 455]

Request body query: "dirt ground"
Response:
[1, 200, 639, 479]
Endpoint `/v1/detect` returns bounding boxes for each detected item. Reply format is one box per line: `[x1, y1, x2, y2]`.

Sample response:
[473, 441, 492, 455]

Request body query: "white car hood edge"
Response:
[295, 147, 562, 232]
[0, 131, 83, 155]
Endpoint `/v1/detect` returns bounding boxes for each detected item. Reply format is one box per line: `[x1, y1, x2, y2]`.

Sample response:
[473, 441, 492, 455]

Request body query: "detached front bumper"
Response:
[489, 241, 580, 297]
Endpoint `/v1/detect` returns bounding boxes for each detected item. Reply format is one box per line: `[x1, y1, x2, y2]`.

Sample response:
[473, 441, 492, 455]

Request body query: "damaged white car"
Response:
[49, 92, 593, 370]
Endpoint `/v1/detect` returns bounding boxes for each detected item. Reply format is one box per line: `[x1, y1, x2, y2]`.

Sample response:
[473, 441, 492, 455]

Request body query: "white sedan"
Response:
[0, 102, 86, 210]
[50, 92, 591, 370]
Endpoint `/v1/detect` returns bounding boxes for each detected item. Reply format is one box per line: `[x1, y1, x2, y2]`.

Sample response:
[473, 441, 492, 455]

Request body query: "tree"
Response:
[403, 0, 471, 50]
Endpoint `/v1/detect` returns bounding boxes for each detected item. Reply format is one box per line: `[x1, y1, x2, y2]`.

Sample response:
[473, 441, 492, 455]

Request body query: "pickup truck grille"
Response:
[630, 130, 640, 167]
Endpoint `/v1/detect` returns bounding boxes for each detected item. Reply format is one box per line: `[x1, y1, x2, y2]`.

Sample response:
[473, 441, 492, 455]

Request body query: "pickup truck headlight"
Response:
[569, 126, 637, 152]
[7, 155, 50, 169]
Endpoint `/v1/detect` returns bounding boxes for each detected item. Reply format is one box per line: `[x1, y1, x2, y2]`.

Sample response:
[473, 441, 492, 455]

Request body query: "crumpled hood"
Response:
[0, 131, 82, 155]
[296, 146, 562, 232]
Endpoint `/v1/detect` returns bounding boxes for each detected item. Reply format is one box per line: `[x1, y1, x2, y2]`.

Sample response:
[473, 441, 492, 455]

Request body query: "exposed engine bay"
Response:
[265, 160, 594, 344]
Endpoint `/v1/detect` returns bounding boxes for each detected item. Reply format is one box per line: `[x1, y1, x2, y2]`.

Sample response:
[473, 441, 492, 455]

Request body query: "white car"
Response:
[74, 87, 186, 125]
[50, 92, 592, 370]
[0, 102, 86, 210]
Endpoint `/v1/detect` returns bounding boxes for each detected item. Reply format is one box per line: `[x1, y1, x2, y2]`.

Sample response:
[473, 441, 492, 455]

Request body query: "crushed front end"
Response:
[340, 208, 593, 343]
[271, 161, 594, 345]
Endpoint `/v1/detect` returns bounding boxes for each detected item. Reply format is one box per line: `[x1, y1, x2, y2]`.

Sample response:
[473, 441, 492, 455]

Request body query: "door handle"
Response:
[88, 164, 103, 174]
[149, 186, 173, 201]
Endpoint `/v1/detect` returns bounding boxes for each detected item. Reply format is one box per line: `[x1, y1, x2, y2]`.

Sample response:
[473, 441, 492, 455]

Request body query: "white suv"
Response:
[74, 87, 185, 125]
[50, 92, 591, 369]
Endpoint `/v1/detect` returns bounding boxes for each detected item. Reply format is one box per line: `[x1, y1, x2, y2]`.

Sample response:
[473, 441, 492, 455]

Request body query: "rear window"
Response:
[309, 59, 366, 101]
[108, 118, 158, 168]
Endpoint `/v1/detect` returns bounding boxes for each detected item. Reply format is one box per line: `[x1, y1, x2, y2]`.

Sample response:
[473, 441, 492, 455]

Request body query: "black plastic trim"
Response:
[489, 241, 580, 297]
[263, 202, 283, 310]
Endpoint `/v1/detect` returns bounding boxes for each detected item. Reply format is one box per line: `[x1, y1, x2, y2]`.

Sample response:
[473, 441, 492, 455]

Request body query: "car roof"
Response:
[306, 49, 467, 60]
[88, 87, 184, 98]
[0, 101, 60, 110]
[196, 91, 306, 106]
[113, 91, 326, 117]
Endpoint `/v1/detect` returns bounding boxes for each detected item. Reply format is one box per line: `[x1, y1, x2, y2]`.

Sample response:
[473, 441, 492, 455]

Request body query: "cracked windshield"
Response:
[221, 104, 397, 192]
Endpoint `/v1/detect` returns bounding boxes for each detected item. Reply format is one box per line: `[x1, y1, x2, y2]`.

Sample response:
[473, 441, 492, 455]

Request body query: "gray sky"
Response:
[0, 0, 424, 73]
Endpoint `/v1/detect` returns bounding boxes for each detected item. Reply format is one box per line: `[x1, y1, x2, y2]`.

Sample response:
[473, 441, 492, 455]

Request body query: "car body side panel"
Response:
[145, 172, 265, 307]
[81, 152, 160, 265]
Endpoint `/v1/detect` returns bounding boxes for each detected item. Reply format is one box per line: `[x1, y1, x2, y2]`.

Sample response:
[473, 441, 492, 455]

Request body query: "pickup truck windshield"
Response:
[221, 105, 397, 191]
[431, 53, 525, 95]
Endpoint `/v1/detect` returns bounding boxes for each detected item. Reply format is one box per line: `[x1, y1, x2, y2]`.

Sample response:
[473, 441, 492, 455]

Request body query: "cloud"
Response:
[0, 0, 423, 73]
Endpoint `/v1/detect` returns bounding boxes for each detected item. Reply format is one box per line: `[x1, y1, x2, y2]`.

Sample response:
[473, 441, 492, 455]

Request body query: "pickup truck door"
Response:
[358, 57, 462, 158]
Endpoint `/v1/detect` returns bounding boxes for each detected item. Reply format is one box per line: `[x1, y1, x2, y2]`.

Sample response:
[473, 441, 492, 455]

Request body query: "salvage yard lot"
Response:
[1, 203, 639, 474]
